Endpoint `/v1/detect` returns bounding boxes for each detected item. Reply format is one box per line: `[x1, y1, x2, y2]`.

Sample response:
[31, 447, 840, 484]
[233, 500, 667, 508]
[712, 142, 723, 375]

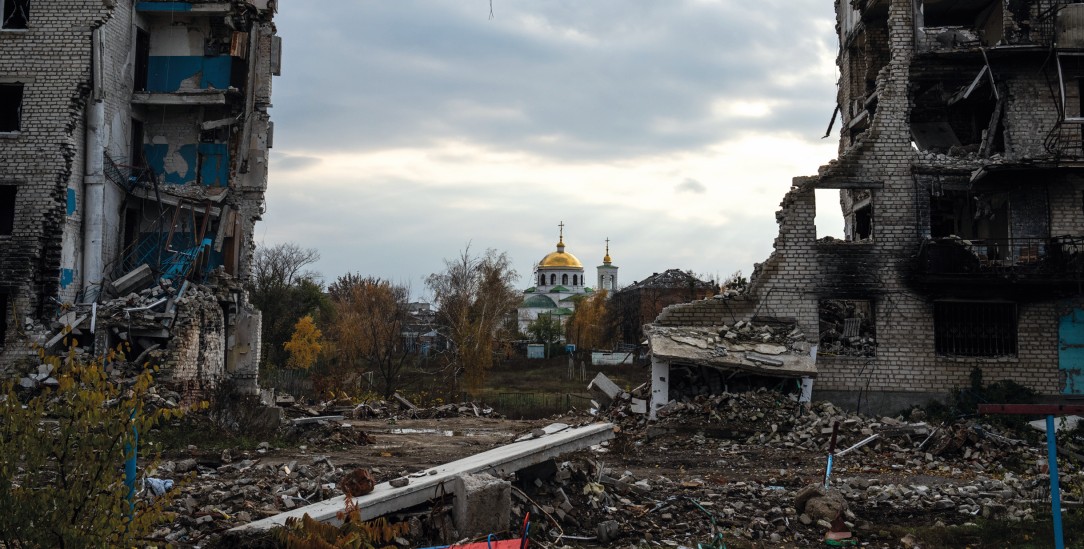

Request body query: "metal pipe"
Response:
[81, 27, 105, 302]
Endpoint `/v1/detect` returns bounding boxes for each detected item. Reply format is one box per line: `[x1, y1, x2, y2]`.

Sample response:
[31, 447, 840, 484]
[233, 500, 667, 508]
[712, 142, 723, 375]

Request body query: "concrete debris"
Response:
[319, 399, 502, 421]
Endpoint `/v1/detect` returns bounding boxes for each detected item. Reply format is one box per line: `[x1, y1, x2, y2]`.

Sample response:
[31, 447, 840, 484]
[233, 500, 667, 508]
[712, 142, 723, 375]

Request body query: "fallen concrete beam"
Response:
[291, 415, 344, 425]
[230, 422, 614, 532]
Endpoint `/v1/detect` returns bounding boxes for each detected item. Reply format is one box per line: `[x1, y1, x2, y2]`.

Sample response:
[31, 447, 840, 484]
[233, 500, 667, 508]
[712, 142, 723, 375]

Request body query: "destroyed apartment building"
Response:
[649, 0, 1084, 416]
[0, 1, 280, 397]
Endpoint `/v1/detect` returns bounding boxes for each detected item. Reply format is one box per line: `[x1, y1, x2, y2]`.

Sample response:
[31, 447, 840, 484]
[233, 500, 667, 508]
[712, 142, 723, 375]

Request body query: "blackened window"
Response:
[1, 0, 28, 29]
[0, 185, 14, 235]
[0, 292, 7, 346]
[934, 301, 1017, 357]
[0, 83, 23, 132]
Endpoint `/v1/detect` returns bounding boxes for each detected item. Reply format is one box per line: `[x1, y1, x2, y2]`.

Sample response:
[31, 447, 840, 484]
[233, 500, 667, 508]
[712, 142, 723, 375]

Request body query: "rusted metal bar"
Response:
[976, 404, 1084, 415]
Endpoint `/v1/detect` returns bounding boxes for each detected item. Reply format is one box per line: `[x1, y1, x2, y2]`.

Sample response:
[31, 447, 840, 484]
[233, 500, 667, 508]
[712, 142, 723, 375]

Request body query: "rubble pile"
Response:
[651, 391, 800, 438]
[282, 396, 503, 421]
[285, 420, 376, 447]
[147, 452, 355, 545]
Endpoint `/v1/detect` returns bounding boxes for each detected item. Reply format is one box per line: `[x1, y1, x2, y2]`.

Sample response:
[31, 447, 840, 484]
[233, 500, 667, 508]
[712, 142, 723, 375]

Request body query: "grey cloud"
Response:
[271, 153, 322, 171]
[676, 178, 707, 194]
[271, 1, 837, 161]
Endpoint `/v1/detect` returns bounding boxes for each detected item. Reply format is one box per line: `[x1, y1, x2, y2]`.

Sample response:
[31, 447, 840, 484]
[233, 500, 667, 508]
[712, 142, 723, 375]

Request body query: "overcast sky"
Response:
[259, 1, 843, 296]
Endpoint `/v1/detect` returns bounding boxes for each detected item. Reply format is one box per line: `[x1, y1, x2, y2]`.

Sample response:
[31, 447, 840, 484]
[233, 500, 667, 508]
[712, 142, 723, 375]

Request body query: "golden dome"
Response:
[539, 249, 583, 268]
[539, 222, 584, 268]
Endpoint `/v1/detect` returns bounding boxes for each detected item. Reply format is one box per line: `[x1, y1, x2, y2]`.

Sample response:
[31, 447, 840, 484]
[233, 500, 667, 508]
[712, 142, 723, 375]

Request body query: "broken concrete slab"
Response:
[588, 372, 627, 401]
[230, 422, 614, 531]
[109, 264, 155, 296]
[291, 415, 344, 425]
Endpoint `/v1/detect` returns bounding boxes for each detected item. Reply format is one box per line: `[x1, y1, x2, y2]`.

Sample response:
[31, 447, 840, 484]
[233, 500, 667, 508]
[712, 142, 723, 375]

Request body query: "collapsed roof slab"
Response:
[230, 422, 615, 532]
[648, 326, 817, 379]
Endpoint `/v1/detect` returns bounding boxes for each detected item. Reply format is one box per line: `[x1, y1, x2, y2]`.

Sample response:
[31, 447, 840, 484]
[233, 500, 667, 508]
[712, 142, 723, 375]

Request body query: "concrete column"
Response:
[453, 473, 510, 538]
[650, 356, 669, 420]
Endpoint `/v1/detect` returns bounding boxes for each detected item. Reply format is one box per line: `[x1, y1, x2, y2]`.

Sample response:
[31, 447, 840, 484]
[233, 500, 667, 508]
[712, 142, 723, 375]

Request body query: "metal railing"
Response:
[920, 236, 1084, 276]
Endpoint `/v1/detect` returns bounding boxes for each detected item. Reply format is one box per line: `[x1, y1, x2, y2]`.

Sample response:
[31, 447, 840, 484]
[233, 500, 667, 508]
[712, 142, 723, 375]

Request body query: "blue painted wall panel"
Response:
[1058, 309, 1084, 395]
[60, 268, 74, 289]
[146, 56, 232, 93]
[144, 143, 198, 185]
[66, 188, 76, 216]
[136, 2, 193, 12]
[197, 143, 229, 187]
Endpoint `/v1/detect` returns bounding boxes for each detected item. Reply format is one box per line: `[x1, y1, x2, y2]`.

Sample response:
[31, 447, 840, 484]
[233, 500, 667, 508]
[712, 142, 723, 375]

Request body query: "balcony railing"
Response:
[919, 236, 1084, 277]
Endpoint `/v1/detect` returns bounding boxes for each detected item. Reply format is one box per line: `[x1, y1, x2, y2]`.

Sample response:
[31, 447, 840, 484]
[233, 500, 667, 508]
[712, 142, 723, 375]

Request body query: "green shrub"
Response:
[0, 347, 176, 547]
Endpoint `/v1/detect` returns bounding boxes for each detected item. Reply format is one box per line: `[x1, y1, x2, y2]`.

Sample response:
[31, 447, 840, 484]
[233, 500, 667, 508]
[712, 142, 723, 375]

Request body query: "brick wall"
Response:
[657, 0, 1082, 403]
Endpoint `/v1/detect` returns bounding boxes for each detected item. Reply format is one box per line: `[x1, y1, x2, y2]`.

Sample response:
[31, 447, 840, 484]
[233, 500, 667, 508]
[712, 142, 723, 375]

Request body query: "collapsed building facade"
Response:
[0, 0, 280, 397]
[650, 0, 1084, 414]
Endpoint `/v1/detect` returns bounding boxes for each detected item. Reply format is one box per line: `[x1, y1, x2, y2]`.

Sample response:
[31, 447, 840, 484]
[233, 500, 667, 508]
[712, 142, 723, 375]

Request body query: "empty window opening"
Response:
[815, 189, 846, 240]
[853, 202, 873, 240]
[561, 274, 568, 285]
[134, 27, 150, 92]
[1, 0, 28, 30]
[0, 185, 14, 235]
[550, 274, 556, 285]
[921, 0, 998, 28]
[572, 274, 578, 286]
[539, 274, 545, 286]
[935, 301, 1017, 357]
[911, 76, 1000, 154]
[0, 83, 23, 132]
[843, 29, 888, 146]
[930, 189, 1008, 241]
[818, 299, 876, 357]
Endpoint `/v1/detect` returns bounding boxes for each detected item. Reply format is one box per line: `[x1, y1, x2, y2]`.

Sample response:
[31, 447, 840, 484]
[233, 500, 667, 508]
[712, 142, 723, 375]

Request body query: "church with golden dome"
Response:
[518, 223, 619, 332]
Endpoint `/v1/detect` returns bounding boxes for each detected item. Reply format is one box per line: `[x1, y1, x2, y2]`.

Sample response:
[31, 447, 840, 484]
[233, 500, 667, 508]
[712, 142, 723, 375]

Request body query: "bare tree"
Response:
[426, 247, 519, 392]
[251, 242, 321, 294]
[248, 242, 325, 369]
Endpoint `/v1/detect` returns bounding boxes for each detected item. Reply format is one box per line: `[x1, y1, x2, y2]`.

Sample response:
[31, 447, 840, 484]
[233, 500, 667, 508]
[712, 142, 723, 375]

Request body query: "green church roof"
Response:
[521, 294, 557, 308]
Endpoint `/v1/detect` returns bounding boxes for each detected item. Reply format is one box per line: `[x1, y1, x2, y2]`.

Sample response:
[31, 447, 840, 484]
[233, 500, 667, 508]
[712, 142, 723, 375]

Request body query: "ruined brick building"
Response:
[651, 0, 1084, 413]
[0, 1, 279, 396]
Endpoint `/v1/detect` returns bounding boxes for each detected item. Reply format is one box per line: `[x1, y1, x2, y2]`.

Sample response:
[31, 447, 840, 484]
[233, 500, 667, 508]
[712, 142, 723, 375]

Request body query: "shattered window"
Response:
[0, 83, 22, 132]
[818, 300, 876, 357]
[0, 185, 14, 235]
[2, 0, 29, 30]
[934, 301, 1017, 357]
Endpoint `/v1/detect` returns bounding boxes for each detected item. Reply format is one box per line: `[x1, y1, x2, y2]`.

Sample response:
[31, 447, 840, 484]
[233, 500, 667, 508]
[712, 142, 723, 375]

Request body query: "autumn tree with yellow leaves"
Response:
[284, 315, 323, 370]
[565, 289, 612, 351]
[328, 275, 415, 398]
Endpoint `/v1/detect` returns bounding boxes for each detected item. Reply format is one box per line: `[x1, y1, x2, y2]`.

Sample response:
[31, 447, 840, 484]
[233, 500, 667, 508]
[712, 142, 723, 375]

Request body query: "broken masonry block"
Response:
[453, 473, 510, 539]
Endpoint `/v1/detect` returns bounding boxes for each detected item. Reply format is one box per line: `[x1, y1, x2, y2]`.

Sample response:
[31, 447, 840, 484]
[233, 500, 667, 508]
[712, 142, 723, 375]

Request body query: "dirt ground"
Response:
[154, 380, 1083, 548]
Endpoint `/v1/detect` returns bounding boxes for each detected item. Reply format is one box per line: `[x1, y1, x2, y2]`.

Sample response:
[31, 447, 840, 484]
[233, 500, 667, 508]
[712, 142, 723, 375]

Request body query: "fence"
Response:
[261, 368, 315, 400]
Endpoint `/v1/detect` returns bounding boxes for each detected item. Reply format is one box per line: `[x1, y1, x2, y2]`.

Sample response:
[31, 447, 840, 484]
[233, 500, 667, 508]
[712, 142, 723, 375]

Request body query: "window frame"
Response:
[934, 300, 1018, 358]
